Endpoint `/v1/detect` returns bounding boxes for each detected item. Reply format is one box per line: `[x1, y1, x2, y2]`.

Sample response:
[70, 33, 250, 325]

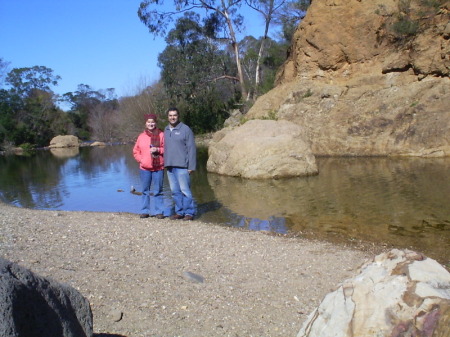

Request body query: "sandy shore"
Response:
[0, 202, 372, 337]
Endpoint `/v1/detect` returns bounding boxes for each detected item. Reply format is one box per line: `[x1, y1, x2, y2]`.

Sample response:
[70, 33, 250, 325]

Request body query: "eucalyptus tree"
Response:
[0, 88, 25, 146]
[158, 12, 236, 132]
[62, 84, 118, 140]
[2, 66, 69, 147]
[138, 0, 248, 99]
[159, 13, 234, 98]
[273, 0, 310, 42]
[0, 58, 10, 86]
[244, 0, 286, 98]
[239, 35, 286, 96]
[5, 66, 61, 98]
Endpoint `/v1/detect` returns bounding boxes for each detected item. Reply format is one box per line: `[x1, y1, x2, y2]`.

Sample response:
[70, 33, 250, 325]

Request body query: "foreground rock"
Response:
[49, 135, 80, 148]
[246, 0, 449, 157]
[0, 257, 93, 337]
[298, 249, 450, 337]
[207, 120, 318, 178]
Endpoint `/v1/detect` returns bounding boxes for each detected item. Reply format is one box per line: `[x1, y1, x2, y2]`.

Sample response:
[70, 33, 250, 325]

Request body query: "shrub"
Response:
[392, 17, 420, 36]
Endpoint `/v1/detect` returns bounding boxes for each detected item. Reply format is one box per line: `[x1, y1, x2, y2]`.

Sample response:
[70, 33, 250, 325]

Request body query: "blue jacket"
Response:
[163, 122, 196, 171]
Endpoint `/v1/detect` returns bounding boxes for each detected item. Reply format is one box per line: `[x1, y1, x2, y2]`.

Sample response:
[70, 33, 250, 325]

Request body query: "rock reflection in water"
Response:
[207, 157, 450, 262]
[50, 147, 80, 158]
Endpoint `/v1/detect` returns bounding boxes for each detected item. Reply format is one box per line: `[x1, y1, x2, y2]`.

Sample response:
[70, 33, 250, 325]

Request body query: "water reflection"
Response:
[50, 147, 80, 158]
[0, 145, 448, 263]
[207, 157, 450, 262]
[0, 146, 141, 212]
[0, 150, 67, 209]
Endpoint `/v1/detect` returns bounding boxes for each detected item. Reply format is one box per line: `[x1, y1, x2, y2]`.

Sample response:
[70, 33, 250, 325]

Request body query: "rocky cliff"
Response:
[247, 0, 449, 157]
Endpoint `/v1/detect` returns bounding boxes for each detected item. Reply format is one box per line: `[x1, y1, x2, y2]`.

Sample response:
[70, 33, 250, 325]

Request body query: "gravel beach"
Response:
[0, 202, 372, 337]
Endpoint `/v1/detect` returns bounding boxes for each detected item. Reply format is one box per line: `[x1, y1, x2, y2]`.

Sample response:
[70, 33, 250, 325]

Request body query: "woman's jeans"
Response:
[166, 167, 196, 216]
[140, 169, 164, 216]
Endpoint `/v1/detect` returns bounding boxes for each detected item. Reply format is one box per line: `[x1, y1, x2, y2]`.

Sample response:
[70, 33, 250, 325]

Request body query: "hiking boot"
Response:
[169, 214, 184, 220]
[183, 215, 194, 221]
[139, 214, 149, 219]
[155, 214, 165, 219]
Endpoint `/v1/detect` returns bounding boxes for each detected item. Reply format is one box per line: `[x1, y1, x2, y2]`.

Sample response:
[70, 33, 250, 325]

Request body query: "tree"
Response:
[245, 0, 286, 98]
[62, 84, 118, 140]
[88, 102, 119, 142]
[273, 0, 310, 42]
[1, 66, 70, 147]
[159, 13, 236, 98]
[138, 0, 248, 99]
[5, 66, 61, 97]
[24, 89, 71, 146]
[239, 35, 286, 96]
[0, 89, 25, 146]
[157, 13, 236, 132]
[117, 80, 170, 140]
[0, 58, 10, 87]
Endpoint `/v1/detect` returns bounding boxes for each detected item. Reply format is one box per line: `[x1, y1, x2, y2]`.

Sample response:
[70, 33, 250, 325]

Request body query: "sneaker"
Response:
[169, 214, 184, 220]
[139, 214, 149, 219]
[183, 215, 194, 221]
[155, 214, 165, 219]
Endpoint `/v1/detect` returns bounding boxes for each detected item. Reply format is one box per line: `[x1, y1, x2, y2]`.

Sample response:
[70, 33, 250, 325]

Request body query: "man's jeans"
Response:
[166, 167, 196, 216]
[140, 169, 164, 216]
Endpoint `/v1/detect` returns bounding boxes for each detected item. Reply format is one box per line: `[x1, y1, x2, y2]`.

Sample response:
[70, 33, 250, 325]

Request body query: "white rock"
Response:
[298, 249, 450, 337]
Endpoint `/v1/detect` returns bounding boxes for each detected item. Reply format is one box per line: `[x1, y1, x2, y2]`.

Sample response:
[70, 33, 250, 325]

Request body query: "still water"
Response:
[0, 144, 449, 264]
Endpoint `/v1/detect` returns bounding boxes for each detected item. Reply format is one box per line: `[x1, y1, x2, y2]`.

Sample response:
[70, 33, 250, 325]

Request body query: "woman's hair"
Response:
[144, 113, 157, 121]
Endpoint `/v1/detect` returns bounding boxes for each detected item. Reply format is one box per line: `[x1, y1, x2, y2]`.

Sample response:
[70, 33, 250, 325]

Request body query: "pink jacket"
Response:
[133, 129, 164, 171]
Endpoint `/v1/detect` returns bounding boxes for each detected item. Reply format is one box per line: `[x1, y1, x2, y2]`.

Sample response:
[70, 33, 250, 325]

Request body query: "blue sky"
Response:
[0, 0, 266, 100]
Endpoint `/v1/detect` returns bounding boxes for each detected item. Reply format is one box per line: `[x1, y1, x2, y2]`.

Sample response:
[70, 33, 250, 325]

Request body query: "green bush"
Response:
[392, 17, 419, 36]
[19, 143, 35, 151]
[260, 109, 278, 121]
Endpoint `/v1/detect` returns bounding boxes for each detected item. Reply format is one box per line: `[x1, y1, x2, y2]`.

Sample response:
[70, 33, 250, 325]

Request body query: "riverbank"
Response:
[0, 202, 373, 337]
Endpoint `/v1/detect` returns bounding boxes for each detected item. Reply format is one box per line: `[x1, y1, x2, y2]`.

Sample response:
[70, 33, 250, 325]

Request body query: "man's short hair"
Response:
[167, 107, 179, 115]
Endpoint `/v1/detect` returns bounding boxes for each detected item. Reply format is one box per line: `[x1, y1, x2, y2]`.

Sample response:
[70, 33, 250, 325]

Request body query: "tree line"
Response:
[0, 0, 310, 150]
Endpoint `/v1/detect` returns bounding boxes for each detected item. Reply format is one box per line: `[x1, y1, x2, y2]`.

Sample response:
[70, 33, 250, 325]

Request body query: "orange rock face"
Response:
[246, 0, 449, 157]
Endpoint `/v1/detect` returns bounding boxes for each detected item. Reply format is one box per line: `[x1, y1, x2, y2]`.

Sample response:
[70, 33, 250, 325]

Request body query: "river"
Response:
[0, 144, 448, 264]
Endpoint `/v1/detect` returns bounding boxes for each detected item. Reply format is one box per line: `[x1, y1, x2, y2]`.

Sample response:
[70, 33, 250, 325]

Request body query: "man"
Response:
[164, 107, 197, 221]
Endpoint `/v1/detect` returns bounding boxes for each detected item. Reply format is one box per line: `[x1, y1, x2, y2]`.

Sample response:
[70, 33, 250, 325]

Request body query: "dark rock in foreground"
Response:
[0, 257, 93, 337]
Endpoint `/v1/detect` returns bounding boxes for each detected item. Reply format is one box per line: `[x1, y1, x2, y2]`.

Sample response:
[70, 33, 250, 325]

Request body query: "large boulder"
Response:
[0, 257, 93, 337]
[297, 249, 450, 337]
[49, 135, 80, 148]
[207, 120, 318, 179]
[246, 0, 450, 157]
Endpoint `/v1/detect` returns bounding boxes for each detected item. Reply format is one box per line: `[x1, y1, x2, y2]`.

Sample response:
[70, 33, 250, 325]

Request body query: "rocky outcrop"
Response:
[246, 0, 450, 157]
[207, 120, 318, 178]
[297, 249, 450, 337]
[0, 257, 93, 337]
[49, 135, 80, 148]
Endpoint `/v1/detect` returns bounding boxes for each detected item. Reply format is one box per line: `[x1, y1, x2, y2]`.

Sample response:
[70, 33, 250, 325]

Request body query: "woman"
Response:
[133, 114, 165, 219]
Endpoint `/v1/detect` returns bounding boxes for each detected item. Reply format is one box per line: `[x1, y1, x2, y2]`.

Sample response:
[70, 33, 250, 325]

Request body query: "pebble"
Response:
[111, 309, 123, 322]
[183, 271, 205, 283]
